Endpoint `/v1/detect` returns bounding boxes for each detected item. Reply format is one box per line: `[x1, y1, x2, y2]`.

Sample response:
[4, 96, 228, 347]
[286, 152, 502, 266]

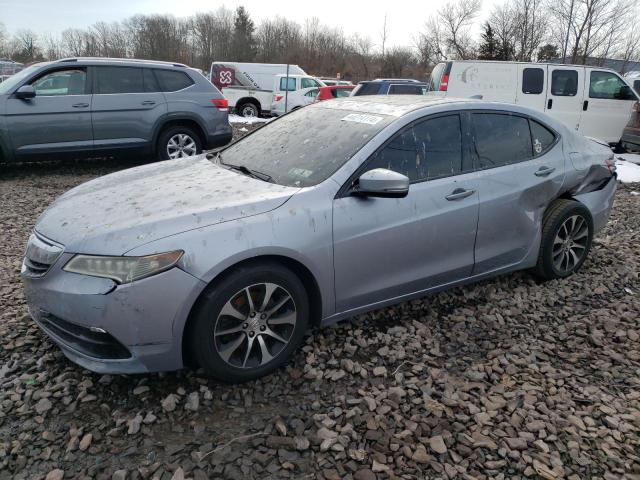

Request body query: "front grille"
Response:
[38, 312, 131, 360]
[23, 233, 64, 277]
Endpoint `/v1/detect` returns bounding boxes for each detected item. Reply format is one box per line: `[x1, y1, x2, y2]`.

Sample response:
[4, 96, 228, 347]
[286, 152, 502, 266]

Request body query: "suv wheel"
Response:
[238, 102, 259, 118]
[535, 199, 593, 280]
[158, 126, 202, 160]
[189, 262, 309, 382]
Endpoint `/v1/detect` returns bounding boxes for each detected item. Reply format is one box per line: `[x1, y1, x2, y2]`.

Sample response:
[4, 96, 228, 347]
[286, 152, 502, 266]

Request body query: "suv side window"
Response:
[589, 71, 635, 100]
[154, 69, 194, 92]
[529, 120, 556, 156]
[96, 67, 144, 94]
[366, 114, 463, 182]
[472, 113, 532, 169]
[31, 69, 87, 96]
[522, 68, 544, 94]
[551, 70, 578, 96]
[388, 84, 426, 95]
[143, 69, 160, 92]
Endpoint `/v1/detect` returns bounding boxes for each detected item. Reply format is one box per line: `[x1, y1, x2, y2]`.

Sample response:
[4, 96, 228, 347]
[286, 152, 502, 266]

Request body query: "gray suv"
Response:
[0, 58, 232, 163]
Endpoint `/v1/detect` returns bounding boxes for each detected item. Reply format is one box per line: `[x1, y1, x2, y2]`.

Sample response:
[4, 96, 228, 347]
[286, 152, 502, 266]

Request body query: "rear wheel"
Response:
[157, 126, 202, 160]
[189, 263, 309, 382]
[535, 200, 593, 280]
[238, 102, 259, 118]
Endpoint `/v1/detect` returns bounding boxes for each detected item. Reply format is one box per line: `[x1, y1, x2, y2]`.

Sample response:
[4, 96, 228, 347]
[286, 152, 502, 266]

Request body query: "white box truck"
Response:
[210, 62, 324, 117]
[428, 60, 639, 146]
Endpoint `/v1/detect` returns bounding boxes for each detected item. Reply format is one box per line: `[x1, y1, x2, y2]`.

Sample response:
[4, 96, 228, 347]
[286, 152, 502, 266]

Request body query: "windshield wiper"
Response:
[210, 152, 274, 183]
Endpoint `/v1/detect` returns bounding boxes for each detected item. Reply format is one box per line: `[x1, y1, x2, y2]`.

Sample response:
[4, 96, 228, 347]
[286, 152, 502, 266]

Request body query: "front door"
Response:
[579, 69, 639, 143]
[91, 66, 166, 152]
[5, 67, 93, 159]
[470, 112, 566, 274]
[333, 114, 479, 312]
[545, 66, 584, 132]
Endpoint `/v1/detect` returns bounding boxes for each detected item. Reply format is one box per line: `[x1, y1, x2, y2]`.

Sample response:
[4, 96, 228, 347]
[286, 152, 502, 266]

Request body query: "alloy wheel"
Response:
[167, 134, 197, 159]
[552, 214, 589, 274]
[214, 283, 297, 369]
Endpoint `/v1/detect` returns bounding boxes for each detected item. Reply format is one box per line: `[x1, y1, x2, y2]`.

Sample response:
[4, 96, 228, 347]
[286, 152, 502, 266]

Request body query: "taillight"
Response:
[211, 98, 228, 111]
[439, 74, 449, 92]
[274, 95, 284, 102]
[605, 155, 616, 174]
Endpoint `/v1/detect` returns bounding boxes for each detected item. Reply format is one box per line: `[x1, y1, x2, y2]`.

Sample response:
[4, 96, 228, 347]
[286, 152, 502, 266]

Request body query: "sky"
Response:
[0, 0, 500, 48]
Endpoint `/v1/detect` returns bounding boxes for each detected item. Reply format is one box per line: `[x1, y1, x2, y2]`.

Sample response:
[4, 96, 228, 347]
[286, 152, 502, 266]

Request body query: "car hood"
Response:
[35, 156, 299, 255]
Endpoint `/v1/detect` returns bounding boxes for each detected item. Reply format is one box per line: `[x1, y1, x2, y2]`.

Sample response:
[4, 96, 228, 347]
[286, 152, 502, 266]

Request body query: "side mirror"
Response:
[353, 168, 410, 198]
[15, 85, 36, 100]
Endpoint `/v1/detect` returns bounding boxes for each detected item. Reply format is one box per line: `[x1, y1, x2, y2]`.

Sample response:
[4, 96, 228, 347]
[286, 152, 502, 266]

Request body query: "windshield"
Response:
[219, 106, 395, 187]
[0, 65, 39, 95]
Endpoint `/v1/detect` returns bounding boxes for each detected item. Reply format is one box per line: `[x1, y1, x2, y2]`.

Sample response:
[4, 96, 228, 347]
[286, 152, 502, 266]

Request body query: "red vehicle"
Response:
[314, 85, 354, 101]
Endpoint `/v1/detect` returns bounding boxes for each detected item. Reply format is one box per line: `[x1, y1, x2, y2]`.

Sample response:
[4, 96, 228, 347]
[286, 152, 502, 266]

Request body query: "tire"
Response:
[189, 262, 309, 382]
[157, 126, 202, 160]
[238, 102, 259, 118]
[612, 141, 627, 154]
[535, 199, 594, 280]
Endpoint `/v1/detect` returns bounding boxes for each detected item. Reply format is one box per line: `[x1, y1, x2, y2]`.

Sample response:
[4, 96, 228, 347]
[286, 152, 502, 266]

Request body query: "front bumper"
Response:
[574, 174, 617, 234]
[22, 254, 205, 374]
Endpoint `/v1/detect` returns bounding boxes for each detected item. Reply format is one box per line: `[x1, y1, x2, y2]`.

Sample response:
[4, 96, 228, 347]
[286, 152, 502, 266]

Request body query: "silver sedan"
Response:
[21, 96, 617, 382]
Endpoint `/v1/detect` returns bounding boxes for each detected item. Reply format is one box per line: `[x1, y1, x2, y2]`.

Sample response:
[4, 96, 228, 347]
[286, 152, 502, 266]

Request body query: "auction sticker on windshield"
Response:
[341, 113, 384, 125]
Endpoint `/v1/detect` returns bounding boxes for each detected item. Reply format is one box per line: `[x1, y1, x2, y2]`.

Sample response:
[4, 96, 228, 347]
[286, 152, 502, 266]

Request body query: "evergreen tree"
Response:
[478, 23, 499, 60]
[231, 6, 256, 61]
[538, 44, 559, 62]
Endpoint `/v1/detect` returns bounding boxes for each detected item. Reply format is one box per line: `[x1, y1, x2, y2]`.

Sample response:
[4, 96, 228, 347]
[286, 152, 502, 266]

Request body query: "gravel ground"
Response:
[1, 126, 639, 480]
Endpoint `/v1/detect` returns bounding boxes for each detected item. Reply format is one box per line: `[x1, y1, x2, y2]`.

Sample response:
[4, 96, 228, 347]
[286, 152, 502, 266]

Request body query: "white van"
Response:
[428, 60, 639, 145]
[210, 62, 323, 117]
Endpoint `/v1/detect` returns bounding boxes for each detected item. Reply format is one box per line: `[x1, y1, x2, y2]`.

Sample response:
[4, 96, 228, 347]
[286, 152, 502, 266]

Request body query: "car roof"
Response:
[315, 94, 555, 120]
[53, 57, 188, 69]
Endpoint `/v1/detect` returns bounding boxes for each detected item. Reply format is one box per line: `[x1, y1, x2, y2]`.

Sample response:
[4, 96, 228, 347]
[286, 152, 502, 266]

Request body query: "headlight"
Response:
[63, 251, 183, 284]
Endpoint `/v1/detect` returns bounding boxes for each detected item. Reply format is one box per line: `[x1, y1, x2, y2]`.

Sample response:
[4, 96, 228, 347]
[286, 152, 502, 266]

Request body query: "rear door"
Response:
[579, 69, 639, 143]
[516, 65, 547, 111]
[470, 112, 565, 274]
[5, 67, 93, 159]
[91, 66, 167, 153]
[333, 113, 479, 311]
[545, 66, 583, 132]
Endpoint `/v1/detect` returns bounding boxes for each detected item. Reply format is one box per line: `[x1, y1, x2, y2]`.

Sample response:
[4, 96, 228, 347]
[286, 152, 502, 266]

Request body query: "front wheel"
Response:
[157, 126, 202, 160]
[535, 199, 593, 280]
[189, 263, 309, 382]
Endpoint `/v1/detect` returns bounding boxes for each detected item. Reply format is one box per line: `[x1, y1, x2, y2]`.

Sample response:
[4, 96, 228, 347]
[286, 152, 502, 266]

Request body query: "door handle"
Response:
[141, 100, 156, 106]
[547, 98, 553, 109]
[72, 103, 89, 108]
[445, 188, 475, 201]
[535, 166, 556, 177]
[583, 100, 589, 111]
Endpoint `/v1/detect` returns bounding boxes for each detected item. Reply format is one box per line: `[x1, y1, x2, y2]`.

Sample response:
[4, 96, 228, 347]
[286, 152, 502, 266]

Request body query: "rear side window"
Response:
[589, 71, 635, 100]
[472, 113, 532, 169]
[388, 84, 426, 95]
[366, 114, 462, 182]
[143, 69, 160, 92]
[154, 69, 194, 92]
[522, 68, 544, 94]
[530, 120, 556, 155]
[96, 67, 144, 94]
[352, 82, 381, 96]
[551, 70, 578, 96]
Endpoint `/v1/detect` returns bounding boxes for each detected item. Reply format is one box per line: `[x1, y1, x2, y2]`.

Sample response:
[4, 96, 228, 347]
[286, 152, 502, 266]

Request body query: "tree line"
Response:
[1, 0, 639, 82]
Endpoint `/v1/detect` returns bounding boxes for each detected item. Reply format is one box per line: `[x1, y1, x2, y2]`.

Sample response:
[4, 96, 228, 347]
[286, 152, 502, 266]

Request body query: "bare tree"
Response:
[487, 0, 548, 61]
[420, 0, 481, 61]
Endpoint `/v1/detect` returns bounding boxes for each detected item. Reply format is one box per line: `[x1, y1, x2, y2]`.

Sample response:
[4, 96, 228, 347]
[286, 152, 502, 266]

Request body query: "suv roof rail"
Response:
[56, 57, 188, 68]
[371, 78, 423, 83]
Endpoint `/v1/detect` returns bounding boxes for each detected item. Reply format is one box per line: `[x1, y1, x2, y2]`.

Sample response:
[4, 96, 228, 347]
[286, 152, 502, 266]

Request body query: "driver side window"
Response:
[31, 69, 87, 96]
[366, 114, 463, 182]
